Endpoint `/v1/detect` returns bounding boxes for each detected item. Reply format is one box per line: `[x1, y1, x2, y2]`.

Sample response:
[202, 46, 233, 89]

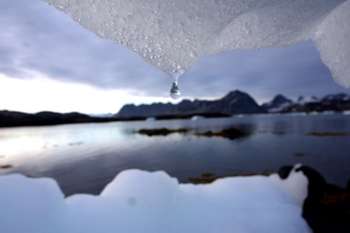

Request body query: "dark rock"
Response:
[136, 128, 189, 136]
[278, 165, 294, 179]
[136, 126, 251, 140]
[296, 165, 350, 233]
[0, 164, 13, 169]
[195, 127, 250, 140]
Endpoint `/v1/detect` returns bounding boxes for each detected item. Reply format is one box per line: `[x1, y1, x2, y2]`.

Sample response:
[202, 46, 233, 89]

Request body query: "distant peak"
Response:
[228, 90, 244, 95]
[223, 90, 248, 99]
[274, 94, 288, 99]
[273, 94, 292, 104]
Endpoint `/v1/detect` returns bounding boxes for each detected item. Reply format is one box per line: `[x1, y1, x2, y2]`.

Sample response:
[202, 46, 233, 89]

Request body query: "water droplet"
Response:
[169, 75, 181, 100]
[170, 81, 181, 99]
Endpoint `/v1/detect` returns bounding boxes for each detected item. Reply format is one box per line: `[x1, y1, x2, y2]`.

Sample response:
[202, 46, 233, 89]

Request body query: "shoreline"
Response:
[1, 110, 350, 129]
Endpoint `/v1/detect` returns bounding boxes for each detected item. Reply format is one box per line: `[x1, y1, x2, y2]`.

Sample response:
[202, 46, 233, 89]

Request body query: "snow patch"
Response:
[0, 168, 310, 233]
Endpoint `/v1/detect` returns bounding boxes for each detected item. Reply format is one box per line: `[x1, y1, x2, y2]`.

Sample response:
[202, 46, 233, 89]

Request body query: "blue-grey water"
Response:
[0, 113, 349, 196]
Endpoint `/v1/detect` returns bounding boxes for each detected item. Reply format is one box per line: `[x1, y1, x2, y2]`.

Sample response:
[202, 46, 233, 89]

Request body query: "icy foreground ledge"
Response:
[0, 168, 310, 233]
[44, 0, 350, 87]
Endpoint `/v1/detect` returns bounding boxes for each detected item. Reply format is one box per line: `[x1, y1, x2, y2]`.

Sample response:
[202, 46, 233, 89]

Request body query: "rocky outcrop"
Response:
[279, 165, 350, 233]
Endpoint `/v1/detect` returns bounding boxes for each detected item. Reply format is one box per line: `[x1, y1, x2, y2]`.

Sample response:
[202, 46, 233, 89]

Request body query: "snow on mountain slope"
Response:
[262, 94, 293, 113]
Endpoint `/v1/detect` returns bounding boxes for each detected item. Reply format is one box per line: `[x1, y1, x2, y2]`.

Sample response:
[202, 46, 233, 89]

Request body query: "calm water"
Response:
[0, 113, 349, 196]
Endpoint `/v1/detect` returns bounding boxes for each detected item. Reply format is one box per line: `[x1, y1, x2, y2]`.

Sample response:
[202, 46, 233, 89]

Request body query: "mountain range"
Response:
[118, 90, 265, 118]
[1, 90, 350, 127]
[117, 90, 350, 118]
[262, 93, 350, 113]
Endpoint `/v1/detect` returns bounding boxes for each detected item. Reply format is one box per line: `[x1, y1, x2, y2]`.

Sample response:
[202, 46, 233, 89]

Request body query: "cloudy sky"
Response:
[0, 0, 349, 114]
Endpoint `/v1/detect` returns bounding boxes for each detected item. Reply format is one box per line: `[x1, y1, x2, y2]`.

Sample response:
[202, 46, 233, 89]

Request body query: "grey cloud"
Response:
[0, 0, 349, 102]
[0, 0, 169, 93]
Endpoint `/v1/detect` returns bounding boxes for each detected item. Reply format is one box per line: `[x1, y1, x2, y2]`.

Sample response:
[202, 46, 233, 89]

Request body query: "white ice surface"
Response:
[0, 168, 310, 233]
[43, 0, 350, 86]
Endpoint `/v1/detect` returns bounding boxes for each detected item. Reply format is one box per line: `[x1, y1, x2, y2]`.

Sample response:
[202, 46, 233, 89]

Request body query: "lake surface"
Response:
[0, 113, 349, 196]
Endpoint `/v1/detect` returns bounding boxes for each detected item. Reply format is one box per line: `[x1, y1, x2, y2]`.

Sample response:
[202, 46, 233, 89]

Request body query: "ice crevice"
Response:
[0, 167, 310, 233]
[43, 0, 350, 87]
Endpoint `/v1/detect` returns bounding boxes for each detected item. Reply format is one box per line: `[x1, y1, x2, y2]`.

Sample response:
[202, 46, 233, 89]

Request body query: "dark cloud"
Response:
[0, 0, 349, 103]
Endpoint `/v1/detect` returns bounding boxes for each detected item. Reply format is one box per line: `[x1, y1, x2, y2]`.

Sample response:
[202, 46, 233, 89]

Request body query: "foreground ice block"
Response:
[0, 168, 310, 233]
[44, 0, 350, 87]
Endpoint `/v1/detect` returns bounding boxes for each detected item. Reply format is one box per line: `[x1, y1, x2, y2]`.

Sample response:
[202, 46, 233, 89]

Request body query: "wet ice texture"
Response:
[44, 0, 350, 87]
[0, 168, 310, 233]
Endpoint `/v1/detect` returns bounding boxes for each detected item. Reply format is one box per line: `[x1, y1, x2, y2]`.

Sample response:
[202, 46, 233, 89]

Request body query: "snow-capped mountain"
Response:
[262, 93, 350, 113]
[296, 96, 319, 105]
[262, 95, 293, 113]
[322, 93, 350, 102]
[270, 93, 350, 113]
